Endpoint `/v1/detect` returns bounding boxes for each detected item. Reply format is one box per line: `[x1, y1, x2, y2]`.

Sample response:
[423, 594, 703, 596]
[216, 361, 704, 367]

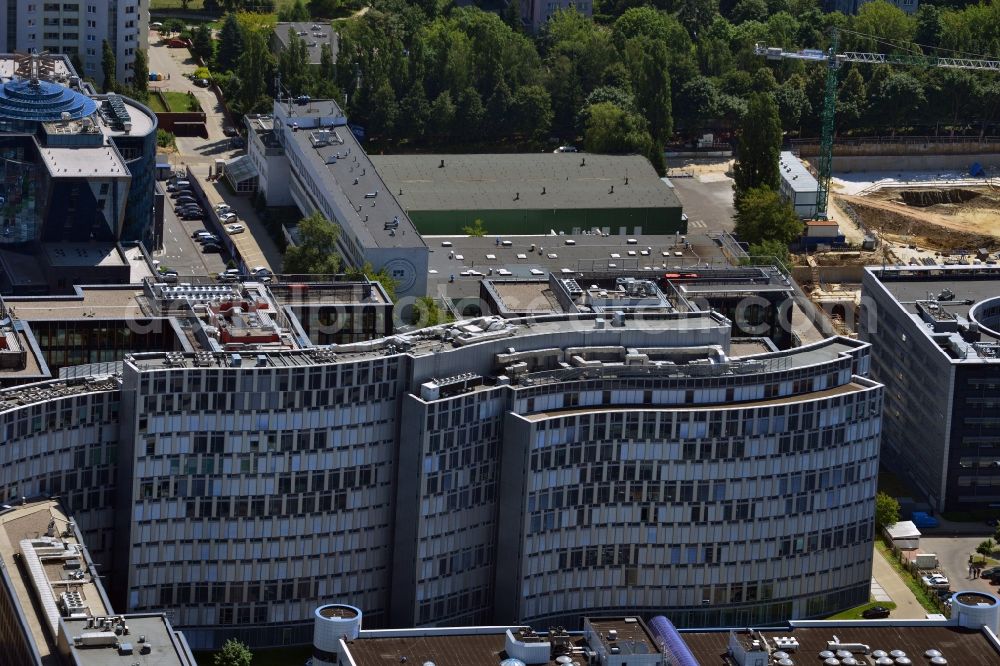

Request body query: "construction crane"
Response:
[754, 31, 1000, 220]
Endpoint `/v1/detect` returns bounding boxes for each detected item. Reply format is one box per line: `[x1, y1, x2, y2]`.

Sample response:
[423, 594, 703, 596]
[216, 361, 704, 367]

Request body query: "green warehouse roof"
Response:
[369, 153, 682, 212]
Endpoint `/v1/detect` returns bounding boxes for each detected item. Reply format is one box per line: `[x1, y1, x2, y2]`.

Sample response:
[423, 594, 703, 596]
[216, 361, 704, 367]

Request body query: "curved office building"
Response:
[0, 311, 882, 649]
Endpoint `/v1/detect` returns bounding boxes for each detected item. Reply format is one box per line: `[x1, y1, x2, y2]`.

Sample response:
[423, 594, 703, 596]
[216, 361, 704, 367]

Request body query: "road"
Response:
[159, 195, 227, 277]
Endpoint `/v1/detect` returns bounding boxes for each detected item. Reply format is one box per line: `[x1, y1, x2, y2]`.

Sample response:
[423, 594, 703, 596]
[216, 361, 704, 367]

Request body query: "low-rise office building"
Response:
[250, 99, 429, 297]
[860, 265, 1000, 511]
[0, 499, 195, 666]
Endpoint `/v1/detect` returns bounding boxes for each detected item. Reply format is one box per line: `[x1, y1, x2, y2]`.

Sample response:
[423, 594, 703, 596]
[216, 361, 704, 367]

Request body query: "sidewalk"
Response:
[871, 546, 929, 619]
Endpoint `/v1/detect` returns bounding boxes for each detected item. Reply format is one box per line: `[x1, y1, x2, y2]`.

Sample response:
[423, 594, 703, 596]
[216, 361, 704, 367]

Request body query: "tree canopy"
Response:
[874, 492, 900, 531]
[213, 639, 252, 666]
[733, 92, 782, 203]
[283, 212, 344, 275]
[734, 186, 802, 246]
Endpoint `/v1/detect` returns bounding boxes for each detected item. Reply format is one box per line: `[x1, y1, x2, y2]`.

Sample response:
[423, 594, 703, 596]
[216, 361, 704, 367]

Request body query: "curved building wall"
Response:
[0, 379, 121, 570]
[117, 356, 406, 650]
[501, 388, 880, 628]
[112, 98, 158, 245]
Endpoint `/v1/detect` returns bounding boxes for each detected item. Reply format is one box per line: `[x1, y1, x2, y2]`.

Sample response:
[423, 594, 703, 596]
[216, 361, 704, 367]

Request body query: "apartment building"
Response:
[860, 265, 1000, 511]
[0, 1, 148, 88]
[0, 308, 882, 649]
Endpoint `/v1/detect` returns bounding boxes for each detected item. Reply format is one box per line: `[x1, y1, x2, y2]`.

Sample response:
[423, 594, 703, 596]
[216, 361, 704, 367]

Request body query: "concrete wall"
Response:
[831, 153, 1000, 172]
[792, 266, 865, 285]
[408, 207, 685, 236]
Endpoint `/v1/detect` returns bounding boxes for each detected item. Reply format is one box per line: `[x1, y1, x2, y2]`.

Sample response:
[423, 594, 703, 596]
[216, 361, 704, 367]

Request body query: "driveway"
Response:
[666, 158, 736, 233]
[159, 196, 228, 277]
[921, 535, 999, 595]
[147, 29, 237, 160]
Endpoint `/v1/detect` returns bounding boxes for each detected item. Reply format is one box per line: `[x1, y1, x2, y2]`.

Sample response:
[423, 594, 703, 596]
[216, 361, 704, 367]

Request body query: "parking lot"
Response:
[666, 159, 736, 233]
[921, 534, 999, 596]
[159, 190, 228, 277]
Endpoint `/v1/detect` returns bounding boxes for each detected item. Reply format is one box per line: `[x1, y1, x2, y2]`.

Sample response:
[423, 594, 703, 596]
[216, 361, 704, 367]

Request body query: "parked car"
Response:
[217, 269, 240, 282]
[921, 573, 950, 589]
[214, 203, 232, 212]
[861, 605, 891, 619]
[911, 511, 940, 528]
[250, 266, 271, 278]
[181, 211, 204, 220]
[219, 212, 238, 223]
[196, 233, 220, 244]
[222, 125, 238, 137]
[193, 78, 211, 88]
[166, 180, 190, 192]
[178, 205, 203, 215]
[202, 243, 222, 253]
[225, 223, 245, 235]
[174, 196, 196, 207]
[192, 229, 209, 239]
[553, 145, 578, 153]
[169, 189, 193, 199]
[981, 566, 1000, 579]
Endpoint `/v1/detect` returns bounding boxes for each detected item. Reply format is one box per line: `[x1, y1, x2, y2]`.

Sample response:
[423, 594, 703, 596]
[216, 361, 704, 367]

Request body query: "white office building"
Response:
[778, 151, 820, 218]
[0, 1, 148, 88]
[0, 311, 883, 649]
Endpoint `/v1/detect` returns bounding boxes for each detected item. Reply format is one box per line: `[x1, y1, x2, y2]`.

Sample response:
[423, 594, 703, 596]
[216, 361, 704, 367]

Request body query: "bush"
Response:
[193, 66, 212, 81]
[156, 129, 176, 149]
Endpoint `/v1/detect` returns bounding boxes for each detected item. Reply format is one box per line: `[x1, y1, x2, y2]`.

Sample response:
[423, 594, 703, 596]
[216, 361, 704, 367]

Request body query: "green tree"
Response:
[733, 92, 781, 203]
[874, 491, 901, 532]
[346, 262, 399, 300]
[624, 37, 673, 145]
[774, 75, 810, 131]
[101, 40, 117, 93]
[748, 238, 790, 265]
[399, 81, 431, 139]
[130, 48, 149, 102]
[156, 129, 176, 149]
[837, 67, 867, 127]
[412, 297, 454, 327]
[309, 0, 339, 18]
[734, 186, 802, 247]
[191, 25, 214, 63]
[731, 0, 768, 23]
[278, 0, 311, 21]
[872, 72, 925, 135]
[583, 101, 653, 155]
[283, 212, 343, 274]
[213, 639, 252, 666]
[430, 91, 457, 136]
[511, 84, 553, 139]
[850, 0, 915, 53]
[216, 14, 245, 74]
[977, 539, 996, 558]
[455, 87, 485, 141]
[463, 219, 488, 236]
[914, 4, 942, 48]
[368, 80, 399, 138]
[278, 29, 311, 97]
[235, 29, 273, 114]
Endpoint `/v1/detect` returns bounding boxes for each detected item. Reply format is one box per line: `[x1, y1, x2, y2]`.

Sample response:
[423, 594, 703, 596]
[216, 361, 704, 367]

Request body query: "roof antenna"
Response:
[439, 159, 445, 168]
[541, 186, 546, 195]
[609, 185, 614, 194]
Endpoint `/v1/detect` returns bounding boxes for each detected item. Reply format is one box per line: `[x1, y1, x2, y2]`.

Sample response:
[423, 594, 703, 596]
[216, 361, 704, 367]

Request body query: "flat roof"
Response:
[587, 617, 658, 655]
[0, 325, 48, 380]
[273, 22, 338, 65]
[44, 244, 126, 268]
[489, 280, 562, 313]
[682, 625, 1000, 665]
[38, 142, 128, 178]
[6, 286, 147, 320]
[428, 232, 728, 280]
[99, 97, 156, 137]
[62, 614, 194, 666]
[780, 151, 818, 193]
[0, 500, 107, 665]
[345, 629, 587, 666]
[275, 99, 424, 250]
[371, 153, 683, 211]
